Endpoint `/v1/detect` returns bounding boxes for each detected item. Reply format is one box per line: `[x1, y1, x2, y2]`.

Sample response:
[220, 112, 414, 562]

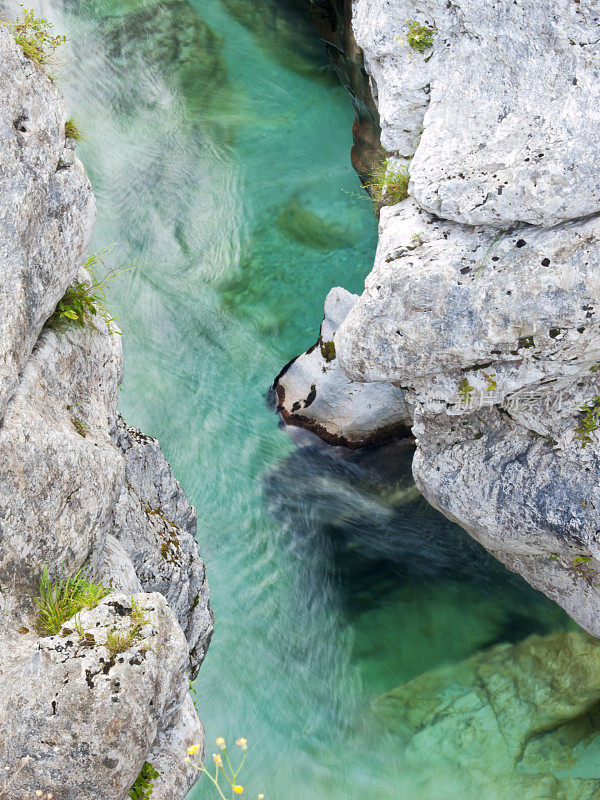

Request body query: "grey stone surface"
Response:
[275, 287, 412, 448]
[0, 593, 191, 800]
[0, 319, 124, 633]
[147, 695, 205, 800]
[291, 0, 600, 632]
[336, 200, 600, 409]
[353, 0, 600, 228]
[111, 419, 213, 677]
[0, 26, 96, 420]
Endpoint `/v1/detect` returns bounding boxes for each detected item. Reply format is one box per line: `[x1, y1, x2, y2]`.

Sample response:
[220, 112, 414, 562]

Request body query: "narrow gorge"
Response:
[2, 0, 600, 799]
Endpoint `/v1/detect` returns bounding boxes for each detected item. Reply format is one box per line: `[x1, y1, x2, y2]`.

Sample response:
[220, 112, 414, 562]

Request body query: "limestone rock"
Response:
[111, 419, 213, 677]
[336, 200, 600, 408]
[0, 26, 96, 420]
[0, 593, 192, 800]
[274, 287, 411, 448]
[374, 630, 600, 798]
[353, 0, 600, 228]
[0, 319, 124, 632]
[147, 695, 204, 800]
[90, 533, 143, 595]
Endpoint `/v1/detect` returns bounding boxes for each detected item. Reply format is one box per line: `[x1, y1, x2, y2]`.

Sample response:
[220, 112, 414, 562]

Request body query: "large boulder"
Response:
[274, 287, 411, 448]
[0, 593, 193, 800]
[111, 419, 213, 676]
[353, 0, 600, 228]
[0, 317, 124, 632]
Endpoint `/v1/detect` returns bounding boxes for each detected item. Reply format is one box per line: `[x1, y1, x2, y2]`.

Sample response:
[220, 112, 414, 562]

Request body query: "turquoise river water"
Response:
[28, 0, 600, 796]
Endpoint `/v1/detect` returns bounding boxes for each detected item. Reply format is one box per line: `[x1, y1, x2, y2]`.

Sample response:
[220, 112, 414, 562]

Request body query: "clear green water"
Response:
[35, 0, 591, 796]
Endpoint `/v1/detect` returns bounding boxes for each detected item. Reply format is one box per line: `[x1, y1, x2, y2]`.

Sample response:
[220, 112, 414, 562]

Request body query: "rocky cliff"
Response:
[0, 26, 211, 800]
[278, 0, 600, 638]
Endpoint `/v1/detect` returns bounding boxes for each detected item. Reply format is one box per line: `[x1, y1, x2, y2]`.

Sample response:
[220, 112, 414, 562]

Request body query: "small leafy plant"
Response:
[106, 599, 149, 656]
[575, 395, 600, 447]
[2, 8, 66, 68]
[36, 567, 109, 636]
[366, 156, 410, 208]
[47, 249, 133, 335]
[458, 377, 475, 404]
[186, 737, 264, 800]
[406, 20, 434, 53]
[129, 762, 159, 800]
[65, 118, 83, 141]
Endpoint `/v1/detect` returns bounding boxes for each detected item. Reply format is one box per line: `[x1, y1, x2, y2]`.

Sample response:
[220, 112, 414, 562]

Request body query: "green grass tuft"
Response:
[47, 248, 135, 336]
[406, 20, 434, 53]
[65, 118, 83, 141]
[36, 567, 109, 636]
[106, 599, 150, 656]
[2, 8, 66, 68]
[365, 157, 410, 208]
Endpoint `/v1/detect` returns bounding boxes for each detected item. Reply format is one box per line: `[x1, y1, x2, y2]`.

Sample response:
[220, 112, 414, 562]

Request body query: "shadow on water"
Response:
[265, 434, 574, 671]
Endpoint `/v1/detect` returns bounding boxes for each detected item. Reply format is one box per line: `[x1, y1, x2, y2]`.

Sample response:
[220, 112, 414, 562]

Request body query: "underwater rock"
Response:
[221, 0, 337, 85]
[276, 198, 357, 251]
[274, 287, 412, 448]
[111, 419, 214, 677]
[99, 0, 228, 106]
[374, 630, 600, 798]
[0, 27, 96, 422]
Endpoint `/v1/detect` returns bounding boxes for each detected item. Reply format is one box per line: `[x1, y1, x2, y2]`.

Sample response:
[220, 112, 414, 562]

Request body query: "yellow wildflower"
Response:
[233, 786, 244, 795]
[258, 795, 265, 799]
[187, 744, 200, 755]
[236, 738, 248, 751]
[216, 737, 226, 749]
[213, 753, 223, 768]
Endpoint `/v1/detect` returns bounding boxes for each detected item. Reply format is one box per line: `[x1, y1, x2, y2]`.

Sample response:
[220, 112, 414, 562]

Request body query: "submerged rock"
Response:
[276, 198, 357, 251]
[221, 0, 338, 85]
[374, 630, 600, 798]
[274, 287, 411, 448]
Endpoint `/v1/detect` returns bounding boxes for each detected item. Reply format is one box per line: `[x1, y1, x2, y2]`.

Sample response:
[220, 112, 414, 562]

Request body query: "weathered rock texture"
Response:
[0, 26, 95, 419]
[0, 26, 210, 800]
[274, 287, 411, 448]
[284, 0, 600, 634]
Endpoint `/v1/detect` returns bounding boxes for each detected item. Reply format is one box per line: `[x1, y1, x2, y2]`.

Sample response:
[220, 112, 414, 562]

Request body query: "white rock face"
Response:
[0, 594, 192, 800]
[274, 287, 411, 448]
[353, 0, 600, 227]
[337, 200, 600, 408]
[0, 319, 124, 631]
[0, 27, 96, 419]
[0, 24, 210, 800]
[287, 0, 600, 632]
